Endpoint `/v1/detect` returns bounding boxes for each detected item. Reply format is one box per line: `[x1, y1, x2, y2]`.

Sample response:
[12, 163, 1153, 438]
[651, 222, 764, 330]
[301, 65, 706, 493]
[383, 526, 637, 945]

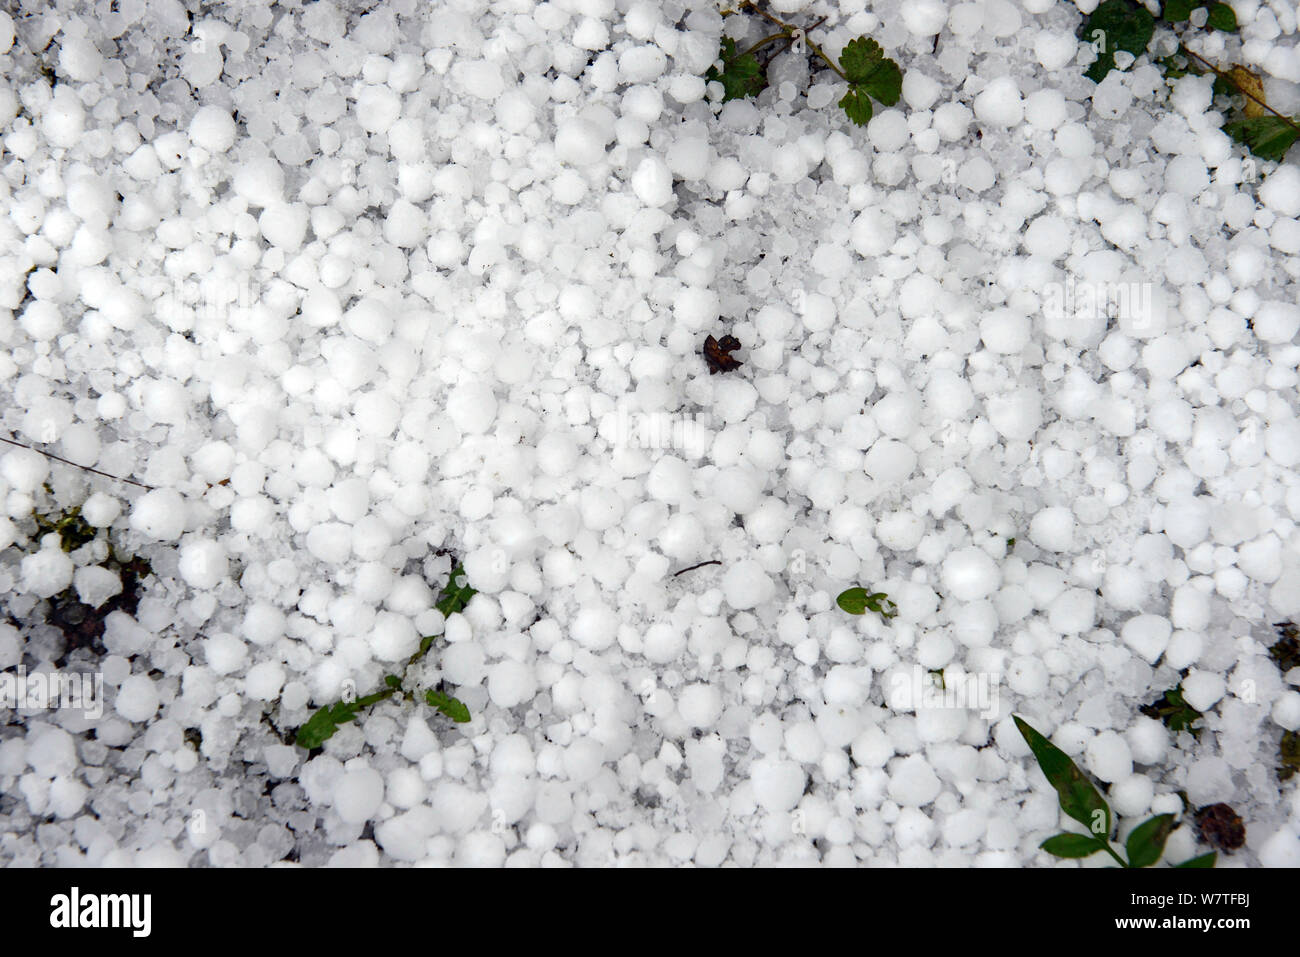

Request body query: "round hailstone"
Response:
[1121, 614, 1172, 664]
[1086, 731, 1132, 784]
[446, 380, 497, 434]
[188, 105, 236, 152]
[259, 202, 309, 251]
[941, 547, 1000, 601]
[21, 546, 74, 599]
[901, 0, 948, 35]
[1047, 588, 1096, 635]
[750, 757, 805, 812]
[178, 539, 228, 590]
[244, 661, 286, 701]
[888, 754, 942, 806]
[677, 684, 722, 729]
[571, 606, 619, 651]
[721, 560, 774, 610]
[355, 85, 402, 133]
[631, 156, 673, 206]
[1259, 165, 1300, 218]
[232, 157, 285, 208]
[488, 659, 536, 708]
[554, 118, 606, 166]
[980, 308, 1031, 353]
[74, 565, 122, 608]
[115, 674, 160, 722]
[973, 76, 1023, 127]
[1252, 301, 1300, 344]
[129, 488, 187, 541]
[1180, 670, 1226, 711]
[334, 768, 385, 824]
[986, 388, 1043, 440]
[1028, 506, 1076, 551]
[42, 86, 84, 148]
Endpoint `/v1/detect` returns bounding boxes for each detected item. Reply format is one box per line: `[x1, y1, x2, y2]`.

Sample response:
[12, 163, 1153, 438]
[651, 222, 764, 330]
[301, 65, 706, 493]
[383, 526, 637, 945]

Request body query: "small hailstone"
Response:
[750, 757, 805, 812]
[244, 661, 286, 701]
[1085, 730, 1132, 784]
[21, 545, 74, 599]
[941, 548, 1001, 601]
[129, 488, 187, 541]
[721, 561, 774, 610]
[888, 754, 942, 807]
[677, 684, 722, 729]
[973, 77, 1023, 127]
[74, 565, 122, 608]
[1121, 614, 1171, 664]
[1028, 506, 1076, 551]
[115, 674, 160, 722]
[1272, 691, 1300, 731]
[631, 156, 673, 206]
[178, 539, 228, 590]
[334, 767, 385, 824]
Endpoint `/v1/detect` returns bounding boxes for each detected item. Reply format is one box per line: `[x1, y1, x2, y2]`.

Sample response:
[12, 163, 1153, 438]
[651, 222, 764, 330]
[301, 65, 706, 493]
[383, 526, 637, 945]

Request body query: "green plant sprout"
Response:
[1014, 716, 1216, 868]
[836, 587, 898, 621]
[294, 562, 477, 749]
[1083, 0, 1300, 161]
[708, 1, 902, 126]
[1139, 683, 1204, 739]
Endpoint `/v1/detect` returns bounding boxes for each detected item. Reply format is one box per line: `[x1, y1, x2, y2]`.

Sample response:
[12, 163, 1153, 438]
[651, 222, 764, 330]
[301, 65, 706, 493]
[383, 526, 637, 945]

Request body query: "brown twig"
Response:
[673, 560, 722, 577]
[0, 435, 155, 490]
[1179, 44, 1300, 133]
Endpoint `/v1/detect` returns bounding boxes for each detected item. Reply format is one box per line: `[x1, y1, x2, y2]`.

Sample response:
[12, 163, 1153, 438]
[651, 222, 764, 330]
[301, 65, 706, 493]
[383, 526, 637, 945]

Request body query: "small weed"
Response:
[836, 587, 898, 621]
[1279, 731, 1300, 783]
[293, 563, 477, 749]
[1269, 621, 1300, 674]
[1014, 716, 1214, 867]
[709, 1, 902, 127]
[1139, 683, 1203, 739]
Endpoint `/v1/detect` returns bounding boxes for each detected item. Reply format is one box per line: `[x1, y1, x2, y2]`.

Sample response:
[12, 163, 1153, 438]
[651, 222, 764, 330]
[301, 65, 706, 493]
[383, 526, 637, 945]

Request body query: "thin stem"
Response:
[674, 560, 721, 577]
[1100, 839, 1129, 868]
[1179, 44, 1300, 132]
[0, 435, 155, 490]
[739, 31, 792, 60]
[806, 38, 848, 82]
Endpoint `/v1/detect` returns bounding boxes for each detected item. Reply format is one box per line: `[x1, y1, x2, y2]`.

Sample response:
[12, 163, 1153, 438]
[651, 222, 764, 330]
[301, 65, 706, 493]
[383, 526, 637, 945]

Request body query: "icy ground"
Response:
[1, 0, 1300, 867]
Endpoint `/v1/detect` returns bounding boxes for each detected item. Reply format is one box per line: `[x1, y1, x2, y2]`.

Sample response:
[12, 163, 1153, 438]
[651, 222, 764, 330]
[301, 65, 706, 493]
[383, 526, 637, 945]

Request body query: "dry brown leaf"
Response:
[1228, 65, 1267, 118]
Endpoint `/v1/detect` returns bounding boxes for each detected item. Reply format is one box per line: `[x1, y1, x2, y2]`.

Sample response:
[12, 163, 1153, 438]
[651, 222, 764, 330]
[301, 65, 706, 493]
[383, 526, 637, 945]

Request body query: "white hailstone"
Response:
[1180, 670, 1226, 711]
[875, 511, 925, 551]
[370, 612, 419, 662]
[973, 76, 1023, 127]
[2, 447, 50, 491]
[864, 439, 917, 484]
[750, 757, 805, 812]
[642, 622, 686, 663]
[244, 661, 286, 701]
[334, 767, 385, 824]
[554, 118, 606, 166]
[868, 110, 909, 152]
[888, 754, 942, 806]
[1258, 828, 1300, 868]
[1162, 497, 1209, 549]
[115, 674, 160, 722]
[941, 547, 1001, 601]
[1259, 165, 1300, 218]
[259, 202, 309, 251]
[721, 560, 774, 610]
[243, 602, 286, 645]
[986, 388, 1043, 440]
[488, 660, 536, 709]
[446, 380, 497, 434]
[619, 45, 667, 83]
[980, 308, 1031, 353]
[42, 86, 84, 148]
[1007, 655, 1049, 695]
[1086, 730, 1132, 783]
[0, 624, 19, 669]
[1034, 31, 1077, 72]
[901, 0, 948, 35]
[1047, 588, 1096, 635]
[0, 12, 13, 54]
[1029, 506, 1076, 551]
[1126, 716, 1168, 765]
[74, 565, 122, 608]
[902, 71, 942, 111]
[21, 545, 74, 599]
[355, 85, 402, 133]
[178, 539, 228, 590]
[1252, 301, 1300, 344]
[1273, 691, 1300, 731]
[1121, 614, 1171, 664]
[305, 522, 352, 564]
[232, 157, 285, 208]
[1109, 774, 1155, 818]
[677, 684, 722, 729]
[571, 605, 619, 651]
[631, 156, 673, 206]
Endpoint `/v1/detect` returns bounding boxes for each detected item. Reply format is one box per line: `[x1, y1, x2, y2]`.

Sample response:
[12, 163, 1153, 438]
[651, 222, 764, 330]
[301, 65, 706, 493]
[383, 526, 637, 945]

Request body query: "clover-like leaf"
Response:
[839, 36, 902, 106]
[706, 36, 766, 102]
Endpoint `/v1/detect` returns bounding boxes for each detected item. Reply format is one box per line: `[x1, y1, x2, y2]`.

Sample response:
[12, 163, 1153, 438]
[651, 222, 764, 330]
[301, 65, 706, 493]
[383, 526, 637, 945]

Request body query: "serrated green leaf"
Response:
[1223, 114, 1300, 162]
[1014, 716, 1113, 840]
[1139, 684, 1203, 738]
[838, 88, 873, 126]
[1206, 1, 1237, 31]
[1041, 832, 1107, 858]
[426, 689, 472, 723]
[1174, 851, 1217, 868]
[839, 36, 902, 107]
[1162, 0, 1194, 21]
[435, 562, 477, 618]
[1082, 0, 1156, 83]
[705, 36, 766, 102]
[1126, 813, 1175, 868]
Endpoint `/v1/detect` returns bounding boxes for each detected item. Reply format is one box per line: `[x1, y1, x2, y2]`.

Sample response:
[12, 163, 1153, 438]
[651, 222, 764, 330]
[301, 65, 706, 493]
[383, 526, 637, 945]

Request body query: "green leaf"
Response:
[1161, 0, 1194, 21]
[1125, 813, 1176, 868]
[838, 88, 873, 126]
[838, 36, 902, 106]
[1014, 716, 1113, 840]
[1223, 115, 1300, 163]
[1206, 2, 1238, 31]
[1041, 832, 1107, 859]
[384, 673, 402, 689]
[836, 587, 898, 619]
[1082, 0, 1156, 83]
[426, 689, 472, 723]
[295, 700, 360, 749]
[705, 37, 766, 102]
[1139, 684, 1203, 738]
[1174, 851, 1217, 868]
[435, 562, 477, 618]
